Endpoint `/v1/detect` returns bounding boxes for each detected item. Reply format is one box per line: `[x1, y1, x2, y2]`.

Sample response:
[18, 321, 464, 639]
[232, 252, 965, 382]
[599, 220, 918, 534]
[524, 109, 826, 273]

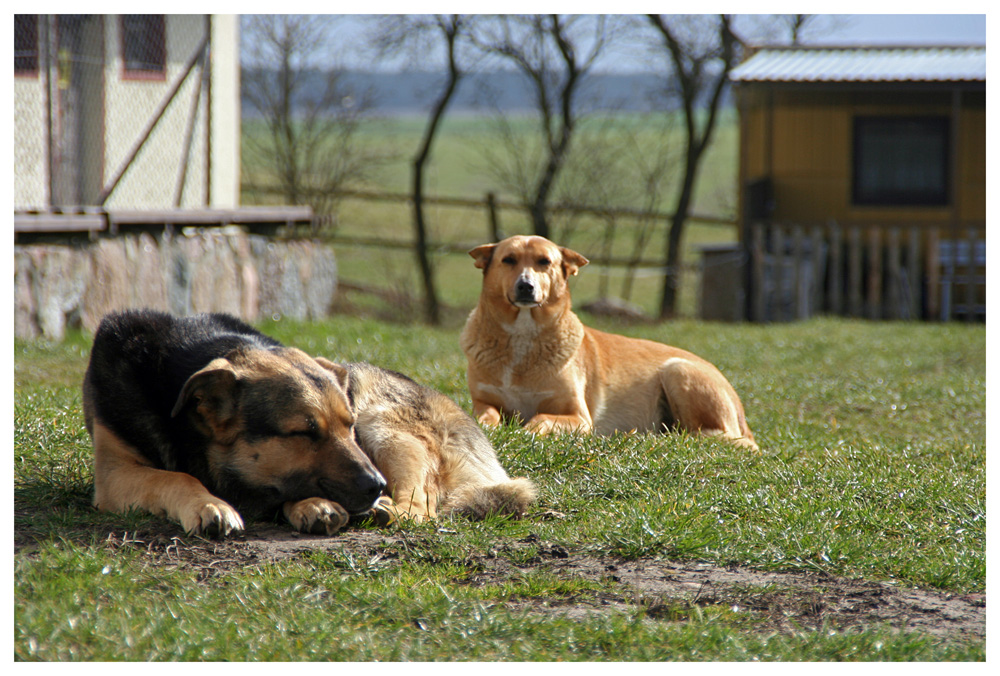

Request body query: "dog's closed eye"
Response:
[502, 256, 517, 265]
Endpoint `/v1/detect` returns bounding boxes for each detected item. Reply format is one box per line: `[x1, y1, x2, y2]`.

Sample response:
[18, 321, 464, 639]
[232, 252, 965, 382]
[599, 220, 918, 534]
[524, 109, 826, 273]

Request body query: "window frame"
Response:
[120, 14, 166, 81]
[852, 115, 951, 207]
[15, 14, 39, 77]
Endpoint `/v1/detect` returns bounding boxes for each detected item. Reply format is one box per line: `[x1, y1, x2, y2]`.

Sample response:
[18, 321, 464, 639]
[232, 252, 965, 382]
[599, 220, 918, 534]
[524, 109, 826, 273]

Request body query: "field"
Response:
[14, 107, 986, 660]
[242, 110, 743, 320]
[14, 315, 985, 660]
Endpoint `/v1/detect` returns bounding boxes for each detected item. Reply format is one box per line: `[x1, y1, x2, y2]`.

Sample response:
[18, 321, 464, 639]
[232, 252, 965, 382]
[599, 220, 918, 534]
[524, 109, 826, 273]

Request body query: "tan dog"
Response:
[460, 235, 757, 449]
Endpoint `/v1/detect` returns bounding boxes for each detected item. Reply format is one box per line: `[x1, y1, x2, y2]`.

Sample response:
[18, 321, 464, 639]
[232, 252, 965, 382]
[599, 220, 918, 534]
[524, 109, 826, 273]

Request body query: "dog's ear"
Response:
[560, 247, 590, 277]
[172, 358, 240, 440]
[468, 243, 497, 270]
[313, 357, 350, 392]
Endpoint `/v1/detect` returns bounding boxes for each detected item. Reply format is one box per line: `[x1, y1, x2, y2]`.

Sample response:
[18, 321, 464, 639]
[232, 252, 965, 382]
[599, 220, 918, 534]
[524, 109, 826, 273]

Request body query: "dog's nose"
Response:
[515, 279, 535, 300]
[359, 471, 387, 504]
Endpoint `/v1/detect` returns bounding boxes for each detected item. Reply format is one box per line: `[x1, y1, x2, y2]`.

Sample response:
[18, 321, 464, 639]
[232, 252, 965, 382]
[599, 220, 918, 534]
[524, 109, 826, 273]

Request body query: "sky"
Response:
[803, 13, 985, 45]
[300, 12, 987, 72]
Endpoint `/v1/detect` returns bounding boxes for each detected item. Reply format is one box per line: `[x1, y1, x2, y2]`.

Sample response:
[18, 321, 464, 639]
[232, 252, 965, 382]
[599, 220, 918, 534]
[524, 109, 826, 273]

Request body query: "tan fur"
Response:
[282, 498, 350, 535]
[86, 310, 534, 538]
[460, 235, 758, 450]
[85, 345, 384, 538]
[343, 362, 537, 522]
[91, 419, 246, 536]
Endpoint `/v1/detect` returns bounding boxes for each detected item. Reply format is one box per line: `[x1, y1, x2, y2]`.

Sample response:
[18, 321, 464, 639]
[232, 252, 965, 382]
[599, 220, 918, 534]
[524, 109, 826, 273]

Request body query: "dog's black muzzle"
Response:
[318, 473, 386, 514]
[513, 279, 537, 306]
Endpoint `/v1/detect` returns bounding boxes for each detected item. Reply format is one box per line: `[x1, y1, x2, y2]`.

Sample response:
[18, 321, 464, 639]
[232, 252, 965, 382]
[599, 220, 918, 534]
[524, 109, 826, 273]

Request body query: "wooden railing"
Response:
[745, 221, 985, 322]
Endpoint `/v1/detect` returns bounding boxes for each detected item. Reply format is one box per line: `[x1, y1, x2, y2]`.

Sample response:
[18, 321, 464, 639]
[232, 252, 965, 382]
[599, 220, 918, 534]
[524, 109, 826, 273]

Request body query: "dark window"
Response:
[15, 15, 39, 74]
[121, 15, 165, 76]
[853, 116, 950, 206]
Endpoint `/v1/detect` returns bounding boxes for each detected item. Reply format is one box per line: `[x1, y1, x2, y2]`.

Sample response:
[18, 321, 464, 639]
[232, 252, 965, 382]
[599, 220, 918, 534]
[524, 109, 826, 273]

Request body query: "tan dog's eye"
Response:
[538, 257, 551, 267]
[502, 256, 516, 265]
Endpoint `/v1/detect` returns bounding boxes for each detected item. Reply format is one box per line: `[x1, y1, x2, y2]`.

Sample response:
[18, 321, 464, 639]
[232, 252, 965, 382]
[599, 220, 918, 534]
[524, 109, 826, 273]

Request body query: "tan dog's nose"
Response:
[514, 276, 536, 305]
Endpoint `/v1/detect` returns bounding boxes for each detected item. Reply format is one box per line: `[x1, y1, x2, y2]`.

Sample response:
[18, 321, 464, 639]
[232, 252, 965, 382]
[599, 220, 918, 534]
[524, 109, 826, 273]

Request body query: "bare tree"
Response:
[736, 14, 853, 46]
[241, 15, 387, 221]
[645, 14, 742, 319]
[473, 15, 615, 238]
[371, 15, 475, 325]
[543, 113, 679, 303]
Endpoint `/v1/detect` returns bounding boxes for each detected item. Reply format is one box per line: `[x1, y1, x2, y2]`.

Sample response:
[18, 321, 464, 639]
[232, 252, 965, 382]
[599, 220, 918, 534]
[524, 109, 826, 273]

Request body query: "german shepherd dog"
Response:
[461, 236, 757, 450]
[83, 309, 535, 537]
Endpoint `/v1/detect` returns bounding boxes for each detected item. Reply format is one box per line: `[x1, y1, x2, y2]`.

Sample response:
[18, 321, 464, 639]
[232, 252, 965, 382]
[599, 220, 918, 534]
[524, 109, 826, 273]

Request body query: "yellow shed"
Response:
[729, 45, 985, 321]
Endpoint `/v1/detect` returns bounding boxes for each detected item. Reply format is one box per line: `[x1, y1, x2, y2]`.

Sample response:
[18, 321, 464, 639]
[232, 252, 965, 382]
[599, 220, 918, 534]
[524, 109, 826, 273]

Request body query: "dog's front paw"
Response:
[284, 498, 350, 535]
[350, 496, 398, 527]
[476, 408, 502, 427]
[525, 414, 590, 436]
[181, 499, 244, 538]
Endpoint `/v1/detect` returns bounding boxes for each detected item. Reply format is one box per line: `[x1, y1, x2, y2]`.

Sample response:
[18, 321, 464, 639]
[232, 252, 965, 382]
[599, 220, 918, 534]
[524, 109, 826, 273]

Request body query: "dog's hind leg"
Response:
[658, 358, 758, 451]
[91, 420, 244, 537]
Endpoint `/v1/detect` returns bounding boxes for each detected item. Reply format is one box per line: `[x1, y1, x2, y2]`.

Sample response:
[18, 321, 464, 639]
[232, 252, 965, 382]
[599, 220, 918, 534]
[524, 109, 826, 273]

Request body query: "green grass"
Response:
[14, 316, 985, 660]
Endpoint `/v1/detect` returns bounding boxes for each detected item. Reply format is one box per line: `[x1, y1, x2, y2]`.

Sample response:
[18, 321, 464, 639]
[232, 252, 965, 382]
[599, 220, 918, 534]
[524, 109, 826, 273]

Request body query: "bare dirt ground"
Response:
[32, 520, 982, 642]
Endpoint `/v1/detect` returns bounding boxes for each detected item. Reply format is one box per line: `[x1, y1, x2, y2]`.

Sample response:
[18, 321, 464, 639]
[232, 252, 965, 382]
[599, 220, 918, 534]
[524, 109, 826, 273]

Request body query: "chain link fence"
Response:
[14, 15, 226, 211]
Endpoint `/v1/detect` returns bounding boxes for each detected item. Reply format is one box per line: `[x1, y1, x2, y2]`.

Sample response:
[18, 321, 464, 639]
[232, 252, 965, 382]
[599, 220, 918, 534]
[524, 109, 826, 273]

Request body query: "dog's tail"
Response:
[443, 477, 537, 520]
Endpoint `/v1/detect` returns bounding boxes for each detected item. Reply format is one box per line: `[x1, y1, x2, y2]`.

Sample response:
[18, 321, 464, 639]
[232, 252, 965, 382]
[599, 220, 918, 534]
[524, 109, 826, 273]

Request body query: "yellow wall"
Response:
[739, 87, 986, 228]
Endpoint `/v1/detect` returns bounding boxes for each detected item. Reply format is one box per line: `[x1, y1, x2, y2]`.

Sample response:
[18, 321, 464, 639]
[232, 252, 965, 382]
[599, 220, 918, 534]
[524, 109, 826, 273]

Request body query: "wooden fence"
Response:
[248, 185, 986, 323]
[251, 185, 735, 270]
[745, 222, 985, 322]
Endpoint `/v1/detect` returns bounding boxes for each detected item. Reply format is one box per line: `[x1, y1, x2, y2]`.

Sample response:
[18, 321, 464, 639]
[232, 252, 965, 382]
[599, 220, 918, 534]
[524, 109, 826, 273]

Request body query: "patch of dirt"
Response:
[21, 521, 983, 642]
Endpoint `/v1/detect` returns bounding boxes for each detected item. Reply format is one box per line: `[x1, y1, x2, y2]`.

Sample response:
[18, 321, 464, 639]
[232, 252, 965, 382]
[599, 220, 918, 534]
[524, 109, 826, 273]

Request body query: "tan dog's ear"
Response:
[469, 243, 497, 270]
[314, 357, 350, 391]
[172, 358, 239, 441]
[560, 247, 590, 277]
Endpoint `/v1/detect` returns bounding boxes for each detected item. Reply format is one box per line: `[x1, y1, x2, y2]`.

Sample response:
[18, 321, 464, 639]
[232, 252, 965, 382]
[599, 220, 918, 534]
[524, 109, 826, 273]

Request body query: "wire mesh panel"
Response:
[13, 15, 226, 211]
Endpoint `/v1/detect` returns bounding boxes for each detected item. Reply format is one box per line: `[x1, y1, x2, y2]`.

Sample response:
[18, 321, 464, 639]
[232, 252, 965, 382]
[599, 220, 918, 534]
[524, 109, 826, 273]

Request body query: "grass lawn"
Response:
[13, 315, 985, 660]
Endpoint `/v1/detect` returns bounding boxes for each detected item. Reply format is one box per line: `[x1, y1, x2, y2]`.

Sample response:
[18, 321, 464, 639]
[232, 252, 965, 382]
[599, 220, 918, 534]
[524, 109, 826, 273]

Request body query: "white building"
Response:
[14, 14, 241, 213]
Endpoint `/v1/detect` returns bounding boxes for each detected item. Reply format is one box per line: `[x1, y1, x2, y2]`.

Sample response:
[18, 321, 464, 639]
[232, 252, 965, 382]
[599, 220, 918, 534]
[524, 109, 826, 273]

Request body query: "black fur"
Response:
[84, 309, 279, 471]
[81, 309, 384, 520]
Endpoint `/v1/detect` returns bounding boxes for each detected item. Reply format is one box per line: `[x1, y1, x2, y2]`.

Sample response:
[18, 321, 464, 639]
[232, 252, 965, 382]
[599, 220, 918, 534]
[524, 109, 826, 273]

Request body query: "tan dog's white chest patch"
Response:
[477, 309, 553, 417]
[504, 309, 541, 373]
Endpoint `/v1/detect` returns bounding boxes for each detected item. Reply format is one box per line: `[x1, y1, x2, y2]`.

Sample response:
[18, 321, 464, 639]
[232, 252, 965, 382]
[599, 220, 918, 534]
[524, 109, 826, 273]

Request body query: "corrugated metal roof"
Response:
[730, 46, 986, 83]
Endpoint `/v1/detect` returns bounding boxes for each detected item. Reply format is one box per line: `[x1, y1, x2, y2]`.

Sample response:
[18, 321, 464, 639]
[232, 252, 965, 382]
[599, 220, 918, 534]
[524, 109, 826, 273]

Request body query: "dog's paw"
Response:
[371, 496, 398, 527]
[476, 408, 502, 427]
[284, 498, 350, 535]
[386, 503, 431, 523]
[350, 496, 397, 527]
[525, 414, 590, 436]
[181, 499, 244, 538]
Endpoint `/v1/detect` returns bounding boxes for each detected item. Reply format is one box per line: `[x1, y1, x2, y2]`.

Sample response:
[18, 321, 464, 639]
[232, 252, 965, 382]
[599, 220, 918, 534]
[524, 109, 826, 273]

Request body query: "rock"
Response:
[14, 228, 338, 341]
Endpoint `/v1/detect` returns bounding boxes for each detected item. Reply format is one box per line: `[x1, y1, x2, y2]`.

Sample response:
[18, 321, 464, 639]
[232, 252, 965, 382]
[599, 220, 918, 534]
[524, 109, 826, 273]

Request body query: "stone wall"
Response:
[14, 227, 337, 341]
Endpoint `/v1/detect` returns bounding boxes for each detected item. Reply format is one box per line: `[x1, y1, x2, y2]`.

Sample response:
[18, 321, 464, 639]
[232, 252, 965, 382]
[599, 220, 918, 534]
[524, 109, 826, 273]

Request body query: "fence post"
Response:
[965, 227, 978, 322]
[751, 222, 765, 322]
[810, 225, 823, 317]
[926, 229, 941, 320]
[847, 227, 862, 317]
[772, 225, 785, 321]
[907, 227, 920, 320]
[827, 221, 841, 316]
[886, 227, 901, 319]
[486, 192, 502, 243]
[789, 226, 801, 319]
[866, 228, 883, 320]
